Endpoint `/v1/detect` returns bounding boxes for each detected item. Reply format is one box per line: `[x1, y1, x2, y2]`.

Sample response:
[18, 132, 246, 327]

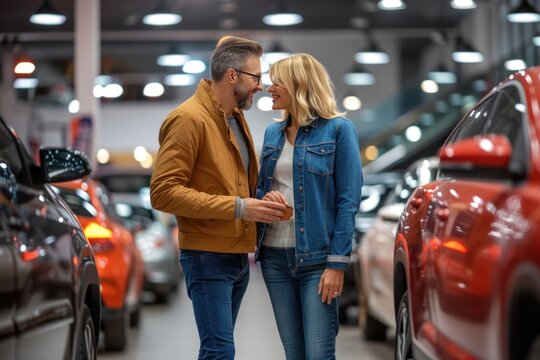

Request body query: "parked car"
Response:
[394, 67, 540, 360]
[53, 178, 145, 351]
[339, 171, 402, 323]
[114, 197, 180, 303]
[0, 116, 100, 359]
[96, 171, 181, 303]
[357, 157, 438, 340]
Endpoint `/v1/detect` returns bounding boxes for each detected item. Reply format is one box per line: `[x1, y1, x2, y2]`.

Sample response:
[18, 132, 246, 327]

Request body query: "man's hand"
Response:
[243, 198, 286, 223]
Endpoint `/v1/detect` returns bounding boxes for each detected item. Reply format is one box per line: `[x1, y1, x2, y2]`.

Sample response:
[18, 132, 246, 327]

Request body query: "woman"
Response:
[255, 53, 363, 360]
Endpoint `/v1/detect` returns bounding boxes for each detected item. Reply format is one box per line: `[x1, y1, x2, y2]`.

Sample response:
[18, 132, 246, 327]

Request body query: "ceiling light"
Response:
[405, 126, 422, 142]
[344, 64, 375, 86]
[143, 1, 182, 26]
[263, 1, 303, 26]
[143, 82, 165, 97]
[533, 33, 540, 46]
[263, 42, 291, 64]
[507, 0, 540, 23]
[103, 84, 123, 98]
[428, 65, 457, 84]
[420, 80, 439, 93]
[29, 0, 66, 25]
[183, 60, 206, 74]
[342, 95, 362, 111]
[354, 37, 390, 64]
[68, 100, 80, 114]
[157, 45, 190, 66]
[450, 0, 477, 10]
[14, 61, 35, 75]
[377, 0, 406, 11]
[505, 59, 527, 71]
[452, 36, 484, 63]
[257, 97, 274, 111]
[164, 74, 197, 86]
[13, 78, 39, 89]
[96, 149, 110, 164]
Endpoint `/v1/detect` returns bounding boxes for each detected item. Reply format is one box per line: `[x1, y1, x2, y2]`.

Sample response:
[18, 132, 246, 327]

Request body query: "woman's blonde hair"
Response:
[269, 53, 344, 126]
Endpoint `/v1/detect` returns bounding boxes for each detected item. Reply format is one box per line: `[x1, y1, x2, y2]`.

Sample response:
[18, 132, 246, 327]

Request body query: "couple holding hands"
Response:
[150, 36, 363, 360]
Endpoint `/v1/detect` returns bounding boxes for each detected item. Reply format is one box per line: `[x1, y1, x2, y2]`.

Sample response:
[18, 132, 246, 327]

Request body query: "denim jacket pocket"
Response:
[306, 143, 336, 176]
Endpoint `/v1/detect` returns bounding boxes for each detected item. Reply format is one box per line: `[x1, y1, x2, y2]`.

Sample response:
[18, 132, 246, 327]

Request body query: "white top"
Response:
[263, 137, 296, 248]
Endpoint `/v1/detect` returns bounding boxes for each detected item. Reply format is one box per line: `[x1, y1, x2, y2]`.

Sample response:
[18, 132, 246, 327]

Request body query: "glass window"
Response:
[0, 121, 24, 183]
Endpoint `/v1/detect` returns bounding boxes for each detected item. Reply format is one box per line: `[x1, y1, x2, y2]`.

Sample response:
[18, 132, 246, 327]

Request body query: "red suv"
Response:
[394, 67, 540, 360]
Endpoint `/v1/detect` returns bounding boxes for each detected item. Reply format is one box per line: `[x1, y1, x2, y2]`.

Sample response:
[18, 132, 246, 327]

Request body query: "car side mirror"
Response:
[39, 148, 92, 183]
[439, 134, 512, 174]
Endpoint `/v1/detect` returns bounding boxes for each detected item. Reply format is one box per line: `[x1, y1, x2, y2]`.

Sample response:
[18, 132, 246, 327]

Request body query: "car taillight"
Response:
[84, 222, 115, 252]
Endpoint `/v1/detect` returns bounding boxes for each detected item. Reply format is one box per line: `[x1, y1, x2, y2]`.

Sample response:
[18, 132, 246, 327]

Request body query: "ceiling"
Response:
[0, 0, 475, 100]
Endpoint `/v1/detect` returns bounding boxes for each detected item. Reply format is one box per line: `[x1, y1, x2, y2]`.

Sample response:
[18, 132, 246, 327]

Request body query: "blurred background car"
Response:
[394, 67, 540, 360]
[114, 198, 180, 303]
[339, 171, 402, 323]
[96, 171, 181, 304]
[0, 116, 101, 360]
[357, 157, 438, 341]
[53, 178, 145, 352]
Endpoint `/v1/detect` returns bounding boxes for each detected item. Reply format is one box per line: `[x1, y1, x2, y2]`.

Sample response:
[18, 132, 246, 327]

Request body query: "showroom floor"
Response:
[98, 261, 394, 360]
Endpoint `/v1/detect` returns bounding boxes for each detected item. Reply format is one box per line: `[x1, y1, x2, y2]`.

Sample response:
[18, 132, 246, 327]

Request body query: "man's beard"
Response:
[234, 81, 254, 110]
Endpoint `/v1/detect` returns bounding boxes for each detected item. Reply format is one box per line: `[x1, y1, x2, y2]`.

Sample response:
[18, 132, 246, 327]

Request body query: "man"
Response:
[150, 36, 285, 359]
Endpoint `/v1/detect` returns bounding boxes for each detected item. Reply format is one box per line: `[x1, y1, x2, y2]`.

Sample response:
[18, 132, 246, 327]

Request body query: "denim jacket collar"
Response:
[279, 116, 321, 133]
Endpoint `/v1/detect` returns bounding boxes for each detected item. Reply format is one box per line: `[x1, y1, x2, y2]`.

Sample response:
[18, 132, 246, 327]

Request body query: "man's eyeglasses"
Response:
[233, 68, 261, 85]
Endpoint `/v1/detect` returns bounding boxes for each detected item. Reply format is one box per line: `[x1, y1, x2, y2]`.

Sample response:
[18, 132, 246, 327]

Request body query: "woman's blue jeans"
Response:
[260, 246, 339, 360]
[180, 250, 249, 360]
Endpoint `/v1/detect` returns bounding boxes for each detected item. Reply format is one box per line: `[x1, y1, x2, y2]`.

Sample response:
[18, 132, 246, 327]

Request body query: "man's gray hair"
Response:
[210, 36, 263, 81]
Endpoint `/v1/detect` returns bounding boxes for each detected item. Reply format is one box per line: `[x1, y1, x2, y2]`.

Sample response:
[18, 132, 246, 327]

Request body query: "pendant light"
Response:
[29, 0, 66, 26]
[507, 0, 540, 23]
[451, 35, 484, 63]
[143, 0, 182, 26]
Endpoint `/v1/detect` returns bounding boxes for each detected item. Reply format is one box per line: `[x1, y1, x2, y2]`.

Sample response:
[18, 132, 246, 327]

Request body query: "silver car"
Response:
[357, 157, 438, 340]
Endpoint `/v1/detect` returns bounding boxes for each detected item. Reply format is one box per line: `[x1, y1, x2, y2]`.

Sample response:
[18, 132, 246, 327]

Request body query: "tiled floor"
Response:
[98, 262, 394, 360]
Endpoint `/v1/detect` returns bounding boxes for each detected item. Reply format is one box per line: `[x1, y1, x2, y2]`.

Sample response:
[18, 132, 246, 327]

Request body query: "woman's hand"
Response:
[318, 268, 345, 304]
[262, 190, 288, 205]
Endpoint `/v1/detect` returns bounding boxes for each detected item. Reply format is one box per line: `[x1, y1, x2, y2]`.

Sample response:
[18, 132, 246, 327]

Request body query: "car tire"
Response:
[395, 291, 413, 360]
[155, 288, 170, 304]
[130, 303, 142, 328]
[358, 277, 387, 340]
[75, 304, 97, 360]
[527, 334, 540, 360]
[103, 308, 129, 351]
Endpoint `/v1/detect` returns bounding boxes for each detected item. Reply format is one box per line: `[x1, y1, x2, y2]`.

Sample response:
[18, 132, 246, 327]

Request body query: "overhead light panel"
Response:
[377, 0, 406, 11]
[143, 1, 182, 26]
[504, 59, 527, 71]
[428, 65, 457, 84]
[263, 42, 291, 64]
[29, 0, 66, 25]
[354, 36, 390, 64]
[344, 64, 375, 86]
[263, 1, 303, 26]
[450, 0, 477, 10]
[157, 44, 190, 66]
[507, 0, 540, 23]
[452, 36, 484, 63]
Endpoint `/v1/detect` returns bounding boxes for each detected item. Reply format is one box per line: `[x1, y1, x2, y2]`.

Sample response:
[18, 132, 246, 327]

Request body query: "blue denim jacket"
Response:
[255, 117, 363, 270]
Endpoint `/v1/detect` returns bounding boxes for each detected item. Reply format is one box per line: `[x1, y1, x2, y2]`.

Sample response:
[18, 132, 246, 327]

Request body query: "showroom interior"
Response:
[1, 0, 540, 359]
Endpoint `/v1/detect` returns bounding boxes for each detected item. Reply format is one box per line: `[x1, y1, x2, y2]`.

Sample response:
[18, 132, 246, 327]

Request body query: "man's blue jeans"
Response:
[260, 246, 339, 360]
[179, 250, 249, 360]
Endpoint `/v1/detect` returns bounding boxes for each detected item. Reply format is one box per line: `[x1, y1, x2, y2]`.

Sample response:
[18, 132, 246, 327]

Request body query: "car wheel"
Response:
[358, 277, 387, 340]
[75, 304, 97, 360]
[155, 288, 170, 304]
[130, 303, 142, 328]
[103, 308, 129, 351]
[395, 291, 413, 360]
[527, 334, 540, 360]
